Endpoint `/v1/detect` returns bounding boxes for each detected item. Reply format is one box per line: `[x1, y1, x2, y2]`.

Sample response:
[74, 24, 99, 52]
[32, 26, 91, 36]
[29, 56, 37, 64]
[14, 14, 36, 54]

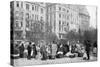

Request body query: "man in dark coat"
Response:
[27, 42, 32, 59]
[19, 43, 24, 58]
[63, 44, 69, 55]
[56, 44, 64, 58]
[85, 40, 91, 60]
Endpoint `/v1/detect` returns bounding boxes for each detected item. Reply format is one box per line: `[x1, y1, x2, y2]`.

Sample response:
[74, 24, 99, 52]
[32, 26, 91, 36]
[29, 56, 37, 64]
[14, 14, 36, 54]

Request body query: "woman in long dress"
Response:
[51, 42, 57, 59]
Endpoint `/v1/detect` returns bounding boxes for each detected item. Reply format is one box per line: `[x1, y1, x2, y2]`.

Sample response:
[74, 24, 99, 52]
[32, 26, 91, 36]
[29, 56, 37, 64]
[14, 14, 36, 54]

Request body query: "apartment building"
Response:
[46, 4, 81, 39]
[11, 1, 90, 40]
[11, 1, 46, 41]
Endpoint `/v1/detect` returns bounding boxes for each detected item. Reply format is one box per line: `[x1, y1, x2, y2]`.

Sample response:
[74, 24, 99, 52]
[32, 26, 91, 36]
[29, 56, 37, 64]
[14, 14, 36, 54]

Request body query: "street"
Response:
[14, 56, 97, 66]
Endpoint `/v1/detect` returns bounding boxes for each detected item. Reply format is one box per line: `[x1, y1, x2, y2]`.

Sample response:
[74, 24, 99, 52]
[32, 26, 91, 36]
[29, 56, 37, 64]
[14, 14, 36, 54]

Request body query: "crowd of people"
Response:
[11, 40, 97, 61]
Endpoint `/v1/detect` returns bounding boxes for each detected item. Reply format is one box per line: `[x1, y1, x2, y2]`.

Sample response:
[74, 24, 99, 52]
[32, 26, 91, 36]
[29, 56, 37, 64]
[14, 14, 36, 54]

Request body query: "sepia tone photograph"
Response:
[10, 1, 97, 66]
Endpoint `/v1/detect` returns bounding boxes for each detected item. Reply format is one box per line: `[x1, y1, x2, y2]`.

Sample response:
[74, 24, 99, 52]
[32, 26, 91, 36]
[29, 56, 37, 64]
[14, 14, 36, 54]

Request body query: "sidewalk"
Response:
[13, 56, 97, 66]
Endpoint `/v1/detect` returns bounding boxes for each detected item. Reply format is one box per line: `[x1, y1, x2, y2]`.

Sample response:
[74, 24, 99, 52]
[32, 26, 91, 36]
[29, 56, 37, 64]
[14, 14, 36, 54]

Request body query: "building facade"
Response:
[46, 3, 69, 39]
[46, 4, 82, 39]
[11, 1, 90, 41]
[11, 1, 46, 42]
[78, 6, 90, 35]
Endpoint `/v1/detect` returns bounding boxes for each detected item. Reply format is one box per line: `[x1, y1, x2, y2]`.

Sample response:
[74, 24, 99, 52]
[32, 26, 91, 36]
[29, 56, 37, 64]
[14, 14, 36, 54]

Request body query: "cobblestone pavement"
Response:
[14, 56, 97, 66]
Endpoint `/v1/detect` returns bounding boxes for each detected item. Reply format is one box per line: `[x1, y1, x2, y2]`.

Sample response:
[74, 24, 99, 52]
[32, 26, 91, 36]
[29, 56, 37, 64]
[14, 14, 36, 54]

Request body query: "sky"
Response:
[86, 6, 97, 29]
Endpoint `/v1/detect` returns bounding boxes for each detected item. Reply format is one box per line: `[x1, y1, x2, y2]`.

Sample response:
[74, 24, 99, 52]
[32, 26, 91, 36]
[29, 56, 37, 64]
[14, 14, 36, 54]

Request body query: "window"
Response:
[63, 14, 64, 18]
[35, 6, 37, 11]
[63, 21, 64, 25]
[21, 2, 23, 8]
[15, 21, 22, 28]
[20, 12, 23, 20]
[32, 5, 34, 10]
[16, 1, 19, 7]
[26, 13, 29, 19]
[15, 21, 19, 28]
[40, 16, 43, 21]
[26, 21, 30, 28]
[35, 15, 36, 20]
[63, 8, 65, 11]
[67, 15, 69, 20]
[36, 15, 37, 20]
[32, 14, 34, 20]
[65, 15, 66, 18]
[67, 10, 69, 13]
[15, 11, 19, 20]
[20, 22, 22, 27]
[37, 6, 39, 11]
[26, 4, 29, 10]
[59, 14, 61, 18]
[25, 13, 30, 28]
[31, 23, 34, 30]
[54, 6, 56, 10]
[67, 23, 69, 26]
[71, 21, 73, 24]
[62, 22, 64, 31]
[41, 8, 43, 13]
[50, 8, 51, 11]
[59, 7, 61, 11]
[64, 27, 67, 31]
[59, 34, 62, 39]
[34, 15, 39, 21]
[37, 15, 38, 20]
[59, 20, 61, 31]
